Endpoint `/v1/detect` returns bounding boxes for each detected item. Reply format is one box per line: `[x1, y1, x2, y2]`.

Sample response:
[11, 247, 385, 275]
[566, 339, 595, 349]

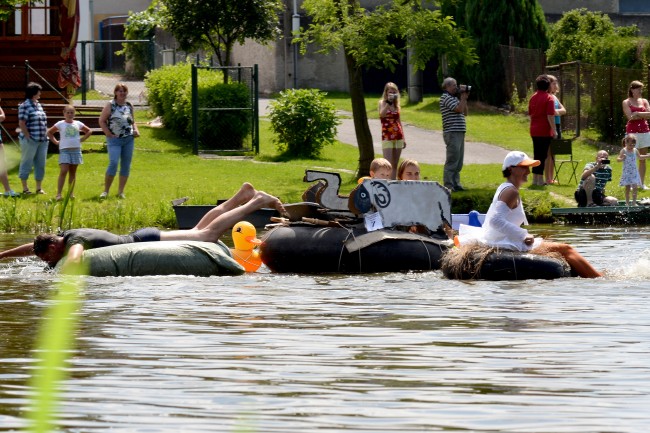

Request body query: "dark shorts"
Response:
[130, 227, 161, 242]
[575, 188, 605, 207]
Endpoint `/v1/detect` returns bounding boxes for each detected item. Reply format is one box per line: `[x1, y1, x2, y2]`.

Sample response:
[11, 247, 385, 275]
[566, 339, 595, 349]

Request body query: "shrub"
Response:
[145, 63, 192, 133]
[268, 89, 340, 158]
[178, 78, 251, 149]
[146, 64, 251, 149]
[547, 8, 639, 65]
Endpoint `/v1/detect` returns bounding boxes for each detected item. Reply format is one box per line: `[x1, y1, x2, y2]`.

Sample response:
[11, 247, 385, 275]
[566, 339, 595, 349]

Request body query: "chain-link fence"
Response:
[500, 44, 649, 145]
[500, 44, 546, 103]
[78, 40, 153, 106]
[191, 64, 259, 154]
[546, 62, 648, 144]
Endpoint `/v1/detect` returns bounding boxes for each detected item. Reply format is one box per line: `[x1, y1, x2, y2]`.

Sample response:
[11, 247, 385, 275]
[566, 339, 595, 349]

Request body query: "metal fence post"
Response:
[254, 64, 259, 154]
[575, 61, 581, 138]
[149, 39, 155, 71]
[80, 41, 87, 105]
[192, 64, 199, 155]
[607, 66, 614, 143]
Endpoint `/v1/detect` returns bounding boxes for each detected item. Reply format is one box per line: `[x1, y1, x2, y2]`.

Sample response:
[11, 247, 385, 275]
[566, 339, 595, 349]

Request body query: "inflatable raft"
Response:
[440, 244, 571, 280]
[58, 241, 245, 277]
[261, 224, 451, 273]
[263, 173, 570, 279]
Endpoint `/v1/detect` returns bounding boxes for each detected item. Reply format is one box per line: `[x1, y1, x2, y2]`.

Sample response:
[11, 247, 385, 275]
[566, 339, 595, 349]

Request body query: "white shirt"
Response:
[53, 120, 86, 150]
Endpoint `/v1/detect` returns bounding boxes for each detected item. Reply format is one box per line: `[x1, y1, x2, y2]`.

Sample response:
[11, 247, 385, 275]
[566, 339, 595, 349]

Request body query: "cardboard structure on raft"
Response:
[358, 180, 452, 233]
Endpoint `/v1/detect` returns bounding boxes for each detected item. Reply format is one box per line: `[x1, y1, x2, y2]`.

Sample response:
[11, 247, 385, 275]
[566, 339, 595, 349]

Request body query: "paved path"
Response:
[260, 99, 508, 165]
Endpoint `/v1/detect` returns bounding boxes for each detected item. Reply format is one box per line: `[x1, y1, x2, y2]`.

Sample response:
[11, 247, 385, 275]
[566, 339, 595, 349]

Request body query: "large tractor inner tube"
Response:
[441, 245, 571, 280]
[261, 224, 451, 274]
[60, 241, 245, 277]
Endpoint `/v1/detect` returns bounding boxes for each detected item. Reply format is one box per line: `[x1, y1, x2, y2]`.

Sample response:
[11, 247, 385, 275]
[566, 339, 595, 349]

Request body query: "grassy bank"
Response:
[0, 94, 631, 234]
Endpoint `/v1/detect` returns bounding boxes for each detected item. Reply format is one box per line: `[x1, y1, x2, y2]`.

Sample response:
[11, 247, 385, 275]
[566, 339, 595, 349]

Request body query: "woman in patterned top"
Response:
[98, 83, 140, 199]
[17, 82, 49, 195]
[378, 82, 405, 179]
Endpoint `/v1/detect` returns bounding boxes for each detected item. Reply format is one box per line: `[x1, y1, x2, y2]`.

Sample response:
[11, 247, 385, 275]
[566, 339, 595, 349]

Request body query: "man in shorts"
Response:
[0, 183, 285, 268]
[574, 150, 618, 207]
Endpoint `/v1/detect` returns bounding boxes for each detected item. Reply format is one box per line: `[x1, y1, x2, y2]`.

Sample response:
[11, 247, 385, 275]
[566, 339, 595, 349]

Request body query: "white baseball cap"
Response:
[502, 151, 541, 170]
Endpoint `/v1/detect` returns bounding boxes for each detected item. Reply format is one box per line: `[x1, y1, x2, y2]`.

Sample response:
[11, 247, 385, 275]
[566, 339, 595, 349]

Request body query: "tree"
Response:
[0, 1, 21, 21]
[158, 0, 284, 67]
[119, 1, 160, 78]
[546, 8, 638, 66]
[297, 0, 476, 177]
[441, 0, 549, 106]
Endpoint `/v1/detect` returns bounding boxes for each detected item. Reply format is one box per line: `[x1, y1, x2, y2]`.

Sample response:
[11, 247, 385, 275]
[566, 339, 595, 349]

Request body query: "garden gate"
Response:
[191, 64, 259, 155]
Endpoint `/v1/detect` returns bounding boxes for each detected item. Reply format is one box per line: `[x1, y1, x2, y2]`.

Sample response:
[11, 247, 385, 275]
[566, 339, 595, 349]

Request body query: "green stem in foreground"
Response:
[27, 263, 86, 432]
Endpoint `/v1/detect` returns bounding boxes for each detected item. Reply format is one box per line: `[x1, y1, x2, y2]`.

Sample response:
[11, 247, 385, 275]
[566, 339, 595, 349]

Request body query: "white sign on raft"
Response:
[361, 180, 452, 233]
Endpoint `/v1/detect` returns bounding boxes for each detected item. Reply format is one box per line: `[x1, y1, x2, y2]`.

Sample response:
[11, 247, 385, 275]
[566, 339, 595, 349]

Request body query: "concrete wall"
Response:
[231, 40, 348, 95]
[231, 1, 349, 94]
[537, 0, 617, 14]
[85, 0, 152, 40]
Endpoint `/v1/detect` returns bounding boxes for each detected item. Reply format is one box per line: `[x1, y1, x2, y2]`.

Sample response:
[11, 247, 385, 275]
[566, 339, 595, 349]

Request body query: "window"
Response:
[0, 1, 61, 38]
[620, 0, 650, 13]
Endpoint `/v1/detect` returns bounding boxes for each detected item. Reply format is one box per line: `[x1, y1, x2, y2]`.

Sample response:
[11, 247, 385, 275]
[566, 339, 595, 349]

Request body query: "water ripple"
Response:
[1, 229, 650, 431]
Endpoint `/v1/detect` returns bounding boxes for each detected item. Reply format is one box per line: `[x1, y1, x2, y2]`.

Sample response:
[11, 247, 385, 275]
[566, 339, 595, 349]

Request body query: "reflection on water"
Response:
[1, 227, 650, 432]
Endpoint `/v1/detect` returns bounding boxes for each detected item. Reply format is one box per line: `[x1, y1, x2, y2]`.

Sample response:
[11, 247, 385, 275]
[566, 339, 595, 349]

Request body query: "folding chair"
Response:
[552, 138, 580, 185]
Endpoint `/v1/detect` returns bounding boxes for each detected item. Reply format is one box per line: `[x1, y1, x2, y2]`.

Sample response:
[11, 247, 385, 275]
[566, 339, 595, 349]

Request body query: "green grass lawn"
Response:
[0, 93, 637, 234]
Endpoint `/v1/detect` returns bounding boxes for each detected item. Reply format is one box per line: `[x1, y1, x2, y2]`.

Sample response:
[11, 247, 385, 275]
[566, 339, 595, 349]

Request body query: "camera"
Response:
[458, 84, 471, 93]
[601, 159, 610, 165]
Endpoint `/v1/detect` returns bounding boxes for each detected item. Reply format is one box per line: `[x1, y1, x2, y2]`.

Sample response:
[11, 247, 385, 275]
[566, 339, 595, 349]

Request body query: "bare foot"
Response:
[256, 191, 287, 216]
[231, 182, 257, 206]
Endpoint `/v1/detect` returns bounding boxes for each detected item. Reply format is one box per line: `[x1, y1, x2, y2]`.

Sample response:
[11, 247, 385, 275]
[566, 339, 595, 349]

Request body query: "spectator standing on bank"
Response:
[17, 82, 49, 195]
[46, 105, 92, 200]
[528, 74, 557, 186]
[378, 82, 405, 179]
[622, 80, 650, 190]
[99, 83, 139, 199]
[440, 77, 468, 192]
[544, 75, 566, 185]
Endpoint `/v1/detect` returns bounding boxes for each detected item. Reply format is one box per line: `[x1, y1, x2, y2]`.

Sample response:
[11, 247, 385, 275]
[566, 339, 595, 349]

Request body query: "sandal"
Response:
[22, 189, 32, 195]
[36, 189, 46, 194]
[3, 190, 19, 197]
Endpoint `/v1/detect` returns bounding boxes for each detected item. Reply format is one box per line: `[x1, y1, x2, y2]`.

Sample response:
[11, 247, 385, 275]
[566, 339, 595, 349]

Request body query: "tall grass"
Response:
[27, 266, 85, 432]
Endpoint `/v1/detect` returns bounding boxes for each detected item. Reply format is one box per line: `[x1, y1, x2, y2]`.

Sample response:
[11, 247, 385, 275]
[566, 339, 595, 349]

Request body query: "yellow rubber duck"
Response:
[230, 221, 262, 272]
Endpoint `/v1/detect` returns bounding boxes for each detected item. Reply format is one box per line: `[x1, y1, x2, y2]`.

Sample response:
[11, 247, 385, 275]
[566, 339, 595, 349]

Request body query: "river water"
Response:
[1, 226, 649, 432]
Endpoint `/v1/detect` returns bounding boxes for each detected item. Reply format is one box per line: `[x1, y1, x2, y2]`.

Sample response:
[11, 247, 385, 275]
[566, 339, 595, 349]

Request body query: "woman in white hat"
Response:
[459, 151, 602, 278]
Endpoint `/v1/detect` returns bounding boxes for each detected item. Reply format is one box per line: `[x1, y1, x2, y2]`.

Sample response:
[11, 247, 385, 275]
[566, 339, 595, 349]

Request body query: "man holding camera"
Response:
[575, 150, 618, 207]
[440, 77, 469, 192]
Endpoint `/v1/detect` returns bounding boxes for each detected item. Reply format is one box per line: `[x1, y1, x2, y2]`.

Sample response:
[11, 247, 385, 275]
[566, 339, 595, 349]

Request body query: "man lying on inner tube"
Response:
[0, 183, 286, 270]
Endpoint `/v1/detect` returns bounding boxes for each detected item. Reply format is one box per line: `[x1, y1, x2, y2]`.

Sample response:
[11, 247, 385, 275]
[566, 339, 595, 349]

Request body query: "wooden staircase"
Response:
[0, 43, 104, 142]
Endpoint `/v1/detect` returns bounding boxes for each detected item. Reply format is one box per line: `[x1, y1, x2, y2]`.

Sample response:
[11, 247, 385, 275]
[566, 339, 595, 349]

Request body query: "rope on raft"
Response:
[441, 243, 567, 280]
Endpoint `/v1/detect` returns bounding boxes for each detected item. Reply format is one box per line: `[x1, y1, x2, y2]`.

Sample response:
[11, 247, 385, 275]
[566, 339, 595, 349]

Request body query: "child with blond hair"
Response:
[379, 82, 405, 179]
[617, 133, 650, 205]
[46, 105, 92, 200]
